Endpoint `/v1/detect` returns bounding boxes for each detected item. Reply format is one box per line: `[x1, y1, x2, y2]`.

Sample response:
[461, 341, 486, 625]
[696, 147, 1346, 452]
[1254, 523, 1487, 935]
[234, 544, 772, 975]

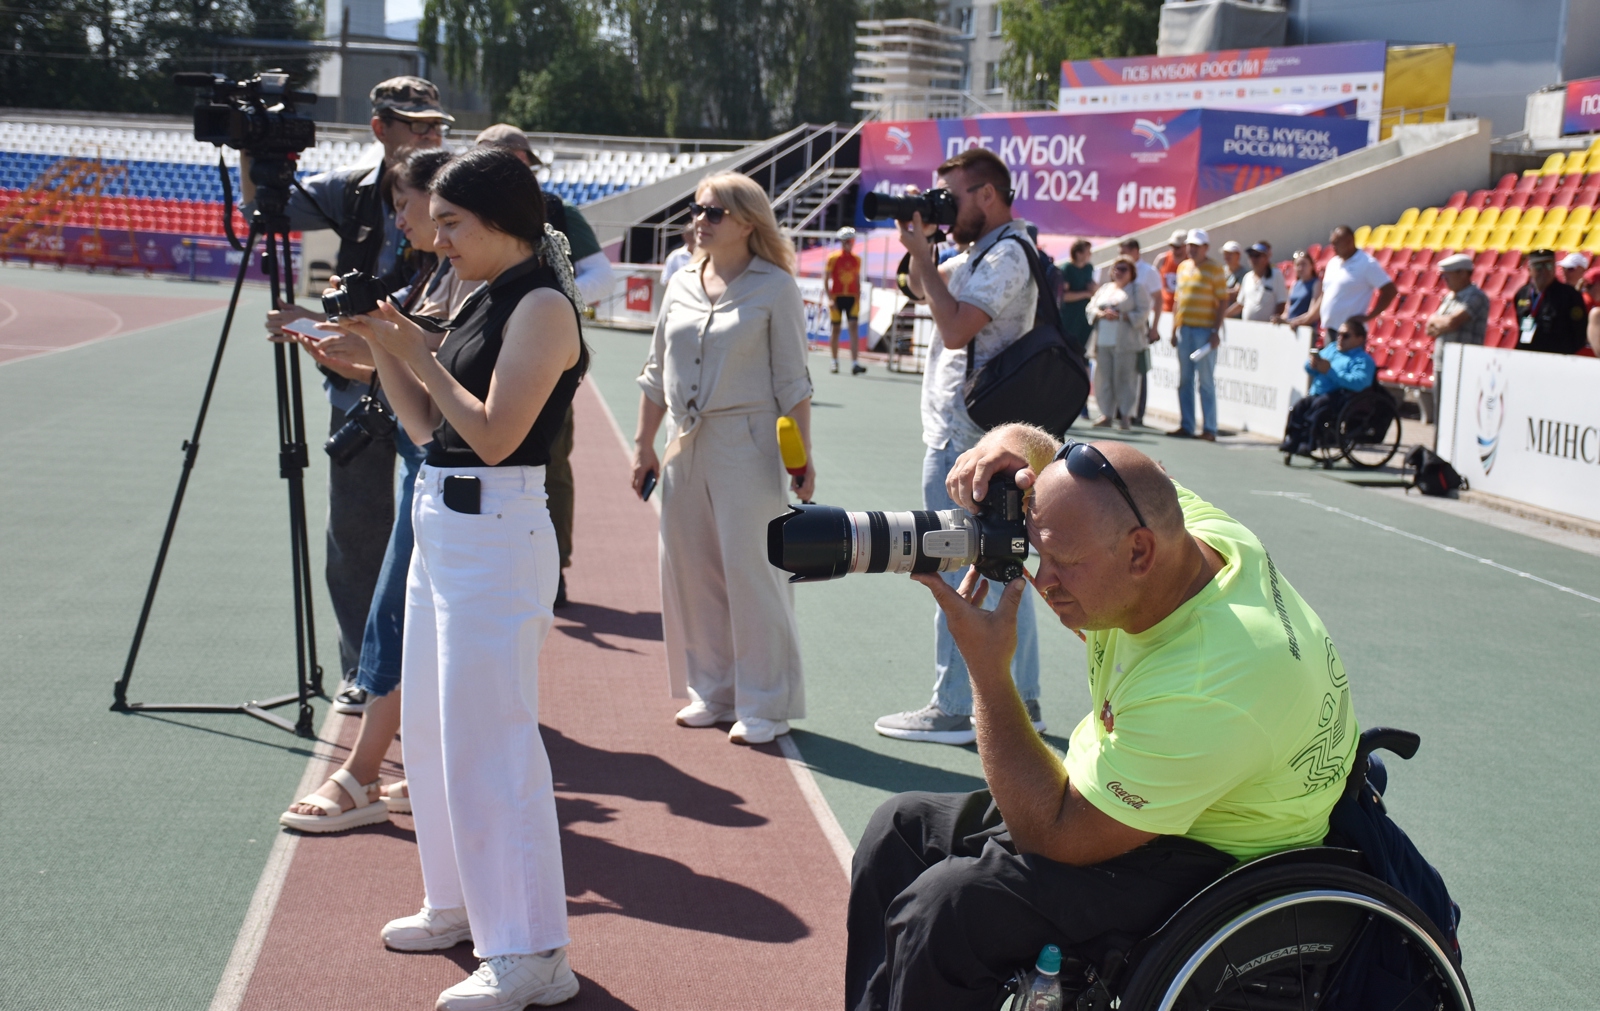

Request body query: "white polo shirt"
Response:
[1319, 251, 1391, 332]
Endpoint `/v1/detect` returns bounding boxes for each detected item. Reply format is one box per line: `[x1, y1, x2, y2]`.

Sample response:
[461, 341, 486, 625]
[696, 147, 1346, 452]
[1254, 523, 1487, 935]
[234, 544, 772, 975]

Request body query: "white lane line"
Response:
[587, 379, 855, 877]
[1253, 490, 1600, 606]
[0, 297, 19, 331]
[207, 706, 342, 1011]
[0, 303, 224, 367]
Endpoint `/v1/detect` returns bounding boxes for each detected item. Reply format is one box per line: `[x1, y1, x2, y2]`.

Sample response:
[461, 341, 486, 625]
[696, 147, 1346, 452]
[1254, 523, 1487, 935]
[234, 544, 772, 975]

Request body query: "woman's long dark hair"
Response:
[429, 146, 548, 249]
[388, 148, 459, 306]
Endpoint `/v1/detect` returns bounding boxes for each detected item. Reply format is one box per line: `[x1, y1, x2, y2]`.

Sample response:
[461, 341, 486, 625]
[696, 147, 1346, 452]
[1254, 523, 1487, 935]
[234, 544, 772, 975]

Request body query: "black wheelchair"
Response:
[999, 728, 1472, 1011]
[1283, 386, 1403, 471]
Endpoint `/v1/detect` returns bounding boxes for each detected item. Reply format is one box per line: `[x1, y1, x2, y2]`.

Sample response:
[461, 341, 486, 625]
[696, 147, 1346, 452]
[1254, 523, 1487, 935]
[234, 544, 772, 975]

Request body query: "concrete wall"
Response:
[1096, 118, 1489, 266]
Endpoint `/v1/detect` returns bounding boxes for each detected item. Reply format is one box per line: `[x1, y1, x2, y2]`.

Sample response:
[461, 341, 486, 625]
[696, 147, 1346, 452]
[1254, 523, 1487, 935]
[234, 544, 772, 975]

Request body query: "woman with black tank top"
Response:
[325, 147, 585, 1010]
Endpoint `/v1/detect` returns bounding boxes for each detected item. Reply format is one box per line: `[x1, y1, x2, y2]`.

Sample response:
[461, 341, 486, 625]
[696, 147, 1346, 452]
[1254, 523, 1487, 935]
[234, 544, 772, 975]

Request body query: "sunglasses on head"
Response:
[689, 202, 727, 224]
[1053, 441, 1148, 529]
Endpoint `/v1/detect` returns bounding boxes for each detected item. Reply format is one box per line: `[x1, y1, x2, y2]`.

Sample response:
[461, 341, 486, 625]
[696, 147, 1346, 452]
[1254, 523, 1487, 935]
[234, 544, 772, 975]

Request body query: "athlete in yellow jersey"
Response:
[827, 226, 866, 374]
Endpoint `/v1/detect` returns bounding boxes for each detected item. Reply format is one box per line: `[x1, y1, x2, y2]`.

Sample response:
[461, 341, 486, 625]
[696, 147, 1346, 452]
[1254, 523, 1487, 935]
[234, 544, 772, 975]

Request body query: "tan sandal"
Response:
[380, 780, 410, 814]
[278, 769, 389, 833]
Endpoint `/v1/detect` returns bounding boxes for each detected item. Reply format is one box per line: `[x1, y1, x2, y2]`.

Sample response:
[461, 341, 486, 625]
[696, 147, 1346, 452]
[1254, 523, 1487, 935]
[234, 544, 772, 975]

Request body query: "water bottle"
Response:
[1188, 342, 1214, 362]
[1023, 944, 1064, 1010]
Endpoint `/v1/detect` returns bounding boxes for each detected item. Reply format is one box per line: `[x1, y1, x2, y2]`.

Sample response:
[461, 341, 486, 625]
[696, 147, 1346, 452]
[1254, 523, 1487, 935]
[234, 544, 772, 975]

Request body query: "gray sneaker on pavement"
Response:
[874, 704, 975, 745]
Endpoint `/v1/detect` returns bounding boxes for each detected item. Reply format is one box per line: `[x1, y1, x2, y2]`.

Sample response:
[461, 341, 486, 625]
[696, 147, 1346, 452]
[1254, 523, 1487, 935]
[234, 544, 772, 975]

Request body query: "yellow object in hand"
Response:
[777, 416, 808, 477]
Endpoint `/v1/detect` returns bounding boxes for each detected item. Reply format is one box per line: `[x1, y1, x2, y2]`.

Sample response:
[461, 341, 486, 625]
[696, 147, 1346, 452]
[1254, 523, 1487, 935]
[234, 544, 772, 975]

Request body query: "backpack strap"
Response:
[333, 164, 386, 277]
[964, 231, 1064, 378]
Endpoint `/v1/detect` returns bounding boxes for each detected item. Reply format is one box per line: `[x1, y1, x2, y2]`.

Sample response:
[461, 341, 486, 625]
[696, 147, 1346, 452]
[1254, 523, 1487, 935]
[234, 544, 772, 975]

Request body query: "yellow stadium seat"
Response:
[1475, 206, 1499, 228]
[1365, 224, 1390, 248]
[1353, 225, 1372, 246]
[1509, 224, 1538, 250]
[1416, 207, 1439, 229]
[1435, 207, 1458, 228]
[1465, 224, 1493, 249]
[1395, 207, 1420, 229]
[1498, 206, 1522, 228]
[1556, 224, 1587, 249]
[1421, 225, 1448, 250]
[1539, 153, 1566, 175]
[1520, 205, 1545, 228]
[1486, 224, 1515, 251]
[1444, 224, 1473, 249]
[1567, 206, 1593, 230]
[1583, 229, 1600, 254]
[1543, 206, 1568, 228]
[1455, 206, 1479, 228]
[1562, 150, 1588, 175]
[1534, 224, 1563, 247]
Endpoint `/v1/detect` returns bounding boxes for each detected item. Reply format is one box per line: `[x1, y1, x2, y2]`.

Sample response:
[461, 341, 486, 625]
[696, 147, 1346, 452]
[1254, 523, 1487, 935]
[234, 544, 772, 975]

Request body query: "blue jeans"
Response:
[1176, 326, 1218, 435]
[355, 425, 427, 697]
[922, 439, 1040, 715]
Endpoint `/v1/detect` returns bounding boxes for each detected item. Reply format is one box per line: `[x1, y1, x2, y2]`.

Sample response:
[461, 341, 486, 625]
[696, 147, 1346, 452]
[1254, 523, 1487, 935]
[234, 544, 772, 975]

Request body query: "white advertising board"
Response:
[592, 265, 664, 331]
[1143, 314, 1312, 440]
[1435, 343, 1600, 523]
[798, 276, 874, 346]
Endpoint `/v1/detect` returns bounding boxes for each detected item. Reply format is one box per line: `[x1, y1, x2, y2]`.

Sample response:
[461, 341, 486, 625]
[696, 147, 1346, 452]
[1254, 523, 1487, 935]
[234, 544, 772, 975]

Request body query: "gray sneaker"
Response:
[874, 704, 975, 745]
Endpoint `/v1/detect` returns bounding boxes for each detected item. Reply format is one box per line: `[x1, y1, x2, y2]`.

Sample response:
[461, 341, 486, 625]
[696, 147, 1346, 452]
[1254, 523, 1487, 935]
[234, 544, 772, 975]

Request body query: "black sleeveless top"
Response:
[426, 256, 588, 468]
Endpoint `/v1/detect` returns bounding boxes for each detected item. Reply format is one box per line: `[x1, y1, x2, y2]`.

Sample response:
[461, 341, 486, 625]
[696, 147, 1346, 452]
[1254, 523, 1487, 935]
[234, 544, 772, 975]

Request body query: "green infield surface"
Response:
[2, 263, 1596, 1009]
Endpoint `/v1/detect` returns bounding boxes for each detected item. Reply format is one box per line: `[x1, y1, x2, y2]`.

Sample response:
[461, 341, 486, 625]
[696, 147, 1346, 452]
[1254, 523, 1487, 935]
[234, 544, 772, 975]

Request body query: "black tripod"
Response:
[112, 166, 323, 737]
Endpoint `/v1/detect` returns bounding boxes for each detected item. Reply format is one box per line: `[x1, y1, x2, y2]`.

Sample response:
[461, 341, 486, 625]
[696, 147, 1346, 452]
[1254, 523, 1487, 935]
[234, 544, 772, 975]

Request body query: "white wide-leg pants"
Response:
[401, 464, 569, 958]
[658, 412, 805, 721]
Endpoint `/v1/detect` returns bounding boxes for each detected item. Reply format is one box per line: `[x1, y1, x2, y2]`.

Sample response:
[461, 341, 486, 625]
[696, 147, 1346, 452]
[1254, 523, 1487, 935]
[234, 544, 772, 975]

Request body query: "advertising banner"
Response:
[1563, 76, 1600, 136]
[1061, 41, 1387, 143]
[0, 226, 300, 283]
[1143, 314, 1312, 440]
[1435, 344, 1600, 523]
[858, 110, 1366, 237]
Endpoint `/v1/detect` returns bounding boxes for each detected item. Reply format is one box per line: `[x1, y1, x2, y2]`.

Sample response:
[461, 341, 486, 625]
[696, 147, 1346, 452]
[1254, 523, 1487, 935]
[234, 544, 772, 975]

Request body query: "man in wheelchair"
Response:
[1278, 320, 1378, 457]
[845, 429, 1363, 1011]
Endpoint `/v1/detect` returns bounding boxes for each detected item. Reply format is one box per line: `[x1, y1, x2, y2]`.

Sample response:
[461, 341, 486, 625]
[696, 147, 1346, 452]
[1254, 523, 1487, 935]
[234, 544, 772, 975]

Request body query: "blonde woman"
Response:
[632, 172, 813, 746]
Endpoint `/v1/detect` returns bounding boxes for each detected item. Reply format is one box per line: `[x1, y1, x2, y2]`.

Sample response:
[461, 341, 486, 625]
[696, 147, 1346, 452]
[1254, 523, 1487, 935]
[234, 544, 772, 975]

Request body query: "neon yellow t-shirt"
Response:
[1063, 484, 1357, 860]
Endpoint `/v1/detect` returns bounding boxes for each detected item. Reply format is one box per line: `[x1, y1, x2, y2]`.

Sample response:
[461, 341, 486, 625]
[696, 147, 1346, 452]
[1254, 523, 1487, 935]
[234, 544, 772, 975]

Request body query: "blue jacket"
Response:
[1307, 343, 1375, 396]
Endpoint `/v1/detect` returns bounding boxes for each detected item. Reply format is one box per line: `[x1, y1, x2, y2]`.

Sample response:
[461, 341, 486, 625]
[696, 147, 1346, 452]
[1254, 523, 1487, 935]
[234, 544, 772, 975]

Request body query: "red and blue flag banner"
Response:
[1563, 77, 1600, 136]
[858, 109, 1369, 237]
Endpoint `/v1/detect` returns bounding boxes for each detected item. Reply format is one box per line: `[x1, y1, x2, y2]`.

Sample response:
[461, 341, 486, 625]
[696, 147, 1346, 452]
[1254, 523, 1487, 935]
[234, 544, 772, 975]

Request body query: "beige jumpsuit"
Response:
[639, 256, 813, 722]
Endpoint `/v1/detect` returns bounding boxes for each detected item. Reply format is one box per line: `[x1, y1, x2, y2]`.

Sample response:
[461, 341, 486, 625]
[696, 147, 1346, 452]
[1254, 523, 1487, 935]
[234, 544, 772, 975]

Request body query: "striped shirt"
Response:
[1175, 258, 1228, 329]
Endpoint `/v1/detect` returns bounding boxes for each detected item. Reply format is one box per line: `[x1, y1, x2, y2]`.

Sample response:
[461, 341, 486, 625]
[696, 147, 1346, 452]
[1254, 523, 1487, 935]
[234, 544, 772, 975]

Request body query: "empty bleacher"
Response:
[1304, 136, 1600, 393]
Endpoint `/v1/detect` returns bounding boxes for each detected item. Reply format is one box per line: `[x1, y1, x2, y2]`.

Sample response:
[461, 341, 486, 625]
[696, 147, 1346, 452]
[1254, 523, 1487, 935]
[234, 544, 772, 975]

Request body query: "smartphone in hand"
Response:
[640, 469, 658, 502]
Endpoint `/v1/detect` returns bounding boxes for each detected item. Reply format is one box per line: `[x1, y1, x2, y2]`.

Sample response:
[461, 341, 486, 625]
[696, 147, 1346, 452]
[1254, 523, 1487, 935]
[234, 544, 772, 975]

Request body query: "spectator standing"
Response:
[827, 227, 868, 375]
[1285, 251, 1321, 326]
[1087, 258, 1150, 430]
[1227, 243, 1288, 322]
[477, 124, 616, 607]
[1512, 248, 1590, 354]
[661, 223, 695, 287]
[1559, 252, 1589, 291]
[1279, 321, 1377, 455]
[1423, 253, 1490, 421]
[1156, 228, 1188, 314]
[254, 77, 451, 711]
[874, 147, 1044, 746]
[1303, 225, 1395, 343]
[1103, 238, 1164, 426]
[1058, 239, 1096, 354]
[633, 172, 813, 746]
[1169, 229, 1227, 442]
[1221, 240, 1247, 292]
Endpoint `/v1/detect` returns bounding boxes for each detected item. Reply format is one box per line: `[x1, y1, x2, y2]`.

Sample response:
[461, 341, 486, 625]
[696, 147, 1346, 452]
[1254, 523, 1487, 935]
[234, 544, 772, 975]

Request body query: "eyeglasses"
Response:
[689, 202, 727, 224]
[1053, 441, 1148, 529]
[385, 117, 448, 137]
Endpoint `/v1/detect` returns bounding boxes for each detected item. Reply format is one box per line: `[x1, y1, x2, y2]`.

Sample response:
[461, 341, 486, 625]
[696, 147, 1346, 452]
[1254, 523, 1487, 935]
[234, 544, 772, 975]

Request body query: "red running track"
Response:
[0, 284, 225, 365]
[235, 380, 850, 1010]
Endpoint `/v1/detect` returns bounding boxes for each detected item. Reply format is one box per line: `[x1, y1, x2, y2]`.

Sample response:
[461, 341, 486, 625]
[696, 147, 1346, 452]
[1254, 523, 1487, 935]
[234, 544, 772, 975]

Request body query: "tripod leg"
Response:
[114, 226, 260, 711]
[281, 230, 325, 702]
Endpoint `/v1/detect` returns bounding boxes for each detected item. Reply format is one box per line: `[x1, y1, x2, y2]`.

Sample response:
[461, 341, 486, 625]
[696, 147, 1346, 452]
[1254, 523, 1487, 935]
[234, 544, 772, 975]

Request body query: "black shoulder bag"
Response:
[961, 234, 1090, 438]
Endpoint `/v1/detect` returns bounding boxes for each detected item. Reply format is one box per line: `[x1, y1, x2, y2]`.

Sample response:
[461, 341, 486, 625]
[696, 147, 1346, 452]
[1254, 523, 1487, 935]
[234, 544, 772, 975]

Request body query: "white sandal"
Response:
[381, 780, 410, 814]
[278, 768, 390, 833]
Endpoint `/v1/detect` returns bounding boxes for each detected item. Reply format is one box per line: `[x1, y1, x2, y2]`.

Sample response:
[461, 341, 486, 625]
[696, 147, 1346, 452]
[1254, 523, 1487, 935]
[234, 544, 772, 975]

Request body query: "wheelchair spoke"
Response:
[1293, 905, 1309, 1011]
[1215, 939, 1258, 1011]
[1316, 912, 1374, 1002]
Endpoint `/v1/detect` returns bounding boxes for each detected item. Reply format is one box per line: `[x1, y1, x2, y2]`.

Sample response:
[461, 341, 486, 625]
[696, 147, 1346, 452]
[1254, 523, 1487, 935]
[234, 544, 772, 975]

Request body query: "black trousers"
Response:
[846, 791, 1234, 1011]
[1280, 390, 1350, 453]
[325, 405, 396, 678]
[545, 405, 575, 569]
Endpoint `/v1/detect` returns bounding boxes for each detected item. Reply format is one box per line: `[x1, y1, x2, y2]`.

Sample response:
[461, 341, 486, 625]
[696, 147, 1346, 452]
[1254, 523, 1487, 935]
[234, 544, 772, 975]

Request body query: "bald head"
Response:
[1033, 442, 1184, 542]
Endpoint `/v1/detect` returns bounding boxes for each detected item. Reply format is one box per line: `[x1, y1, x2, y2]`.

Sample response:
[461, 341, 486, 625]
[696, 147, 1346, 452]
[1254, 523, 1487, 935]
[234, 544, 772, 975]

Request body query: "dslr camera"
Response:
[862, 188, 959, 227]
[767, 474, 1029, 583]
[175, 71, 317, 157]
[325, 393, 398, 466]
[321, 270, 390, 320]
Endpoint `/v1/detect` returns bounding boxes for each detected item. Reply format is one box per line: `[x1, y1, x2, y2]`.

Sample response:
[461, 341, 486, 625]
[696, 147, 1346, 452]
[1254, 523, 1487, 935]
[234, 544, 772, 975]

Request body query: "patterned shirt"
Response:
[1437, 284, 1489, 346]
[1175, 257, 1228, 329]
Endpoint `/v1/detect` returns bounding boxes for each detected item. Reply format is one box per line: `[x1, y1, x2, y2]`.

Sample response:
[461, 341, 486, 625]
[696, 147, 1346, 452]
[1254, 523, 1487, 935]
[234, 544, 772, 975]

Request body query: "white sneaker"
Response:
[675, 700, 735, 727]
[382, 905, 472, 951]
[436, 951, 580, 1010]
[728, 717, 790, 745]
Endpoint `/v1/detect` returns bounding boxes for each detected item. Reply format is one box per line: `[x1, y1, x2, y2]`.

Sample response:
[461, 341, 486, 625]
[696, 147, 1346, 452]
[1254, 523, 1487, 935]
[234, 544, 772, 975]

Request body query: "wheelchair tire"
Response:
[1117, 862, 1472, 1011]
[1337, 393, 1402, 470]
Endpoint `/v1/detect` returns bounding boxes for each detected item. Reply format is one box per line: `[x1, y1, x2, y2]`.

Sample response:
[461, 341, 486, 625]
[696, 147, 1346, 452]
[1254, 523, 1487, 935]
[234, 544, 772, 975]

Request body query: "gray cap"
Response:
[476, 123, 538, 163]
[1437, 253, 1474, 273]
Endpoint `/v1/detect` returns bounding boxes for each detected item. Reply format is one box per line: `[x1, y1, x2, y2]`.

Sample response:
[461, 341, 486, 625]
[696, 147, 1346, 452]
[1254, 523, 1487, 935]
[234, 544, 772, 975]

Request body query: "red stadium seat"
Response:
[1527, 189, 1554, 208]
[1473, 250, 1498, 269]
[1381, 346, 1414, 385]
[1305, 243, 1323, 262]
[1512, 173, 1537, 192]
[1415, 292, 1441, 318]
[1495, 250, 1523, 269]
[1394, 265, 1420, 291]
[1480, 271, 1509, 297]
[1535, 173, 1561, 192]
[1495, 321, 1519, 348]
[1578, 186, 1600, 208]
[1504, 190, 1531, 209]
[1467, 189, 1492, 209]
[1508, 268, 1529, 293]
[1550, 189, 1576, 209]
[1444, 190, 1468, 209]
[1484, 189, 1509, 209]
[1494, 173, 1518, 191]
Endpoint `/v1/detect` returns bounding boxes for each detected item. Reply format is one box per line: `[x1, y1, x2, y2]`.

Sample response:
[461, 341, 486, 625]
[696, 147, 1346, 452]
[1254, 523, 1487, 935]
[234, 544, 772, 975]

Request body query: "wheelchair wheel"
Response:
[1118, 863, 1471, 1011]
[1337, 394, 1402, 470]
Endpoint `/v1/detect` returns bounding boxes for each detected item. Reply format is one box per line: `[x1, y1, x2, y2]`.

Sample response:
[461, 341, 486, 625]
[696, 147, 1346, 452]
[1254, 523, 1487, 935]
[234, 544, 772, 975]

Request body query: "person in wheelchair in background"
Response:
[846, 428, 1363, 1011]
[1279, 320, 1377, 458]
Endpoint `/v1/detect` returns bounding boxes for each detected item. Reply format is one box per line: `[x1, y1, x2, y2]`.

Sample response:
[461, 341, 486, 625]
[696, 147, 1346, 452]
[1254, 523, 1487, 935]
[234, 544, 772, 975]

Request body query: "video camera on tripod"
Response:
[175, 71, 316, 230]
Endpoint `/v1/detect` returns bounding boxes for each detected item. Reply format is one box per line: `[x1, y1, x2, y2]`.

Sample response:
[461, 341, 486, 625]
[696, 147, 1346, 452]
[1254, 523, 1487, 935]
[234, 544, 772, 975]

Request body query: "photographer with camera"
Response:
[258, 76, 452, 708]
[872, 148, 1043, 747]
[319, 147, 587, 1008]
[279, 147, 477, 831]
[845, 428, 1358, 1011]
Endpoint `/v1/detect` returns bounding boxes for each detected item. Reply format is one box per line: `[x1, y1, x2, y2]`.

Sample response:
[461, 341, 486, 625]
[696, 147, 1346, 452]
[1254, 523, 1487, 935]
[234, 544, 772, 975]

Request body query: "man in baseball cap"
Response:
[1512, 248, 1589, 353]
[1557, 251, 1589, 289]
[1171, 228, 1226, 440]
[1221, 239, 1246, 292]
[476, 123, 539, 163]
[370, 76, 455, 126]
[1156, 227, 1190, 314]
